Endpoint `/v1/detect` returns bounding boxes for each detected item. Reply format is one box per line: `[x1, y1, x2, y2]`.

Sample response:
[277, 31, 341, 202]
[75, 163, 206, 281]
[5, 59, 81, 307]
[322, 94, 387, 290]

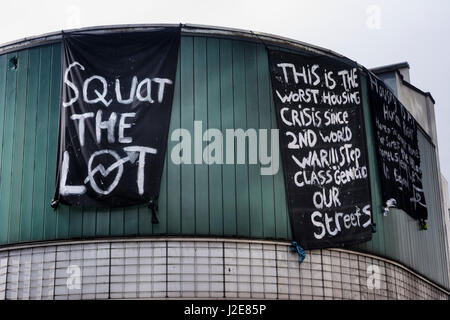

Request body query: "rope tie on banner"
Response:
[419, 219, 428, 231]
[289, 241, 306, 264]
[148, 195, 159, 224]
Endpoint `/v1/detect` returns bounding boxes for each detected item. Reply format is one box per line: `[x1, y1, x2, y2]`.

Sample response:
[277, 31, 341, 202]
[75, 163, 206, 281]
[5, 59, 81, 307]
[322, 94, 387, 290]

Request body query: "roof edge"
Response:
[0, 23, 345, 60]
[371, 62, 435, 105]
[370, 61, 410, 74]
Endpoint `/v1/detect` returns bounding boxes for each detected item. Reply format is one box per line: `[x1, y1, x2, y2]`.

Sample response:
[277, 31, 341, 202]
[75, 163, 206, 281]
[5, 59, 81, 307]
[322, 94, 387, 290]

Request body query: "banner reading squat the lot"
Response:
[53, 28, 180, 207]
[268, 50, 372, 249]
[367, 73, 427, 220]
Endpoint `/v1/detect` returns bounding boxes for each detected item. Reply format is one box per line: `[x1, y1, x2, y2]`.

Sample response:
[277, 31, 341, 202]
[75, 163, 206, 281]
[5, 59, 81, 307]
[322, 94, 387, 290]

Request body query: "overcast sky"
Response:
[1, 0, 449, 196]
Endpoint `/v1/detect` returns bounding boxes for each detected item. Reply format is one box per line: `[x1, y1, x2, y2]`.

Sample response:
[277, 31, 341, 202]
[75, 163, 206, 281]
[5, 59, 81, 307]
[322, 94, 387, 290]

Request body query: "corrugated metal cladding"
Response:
[0, 34, 448, 290]
[0, 38, 290, 245]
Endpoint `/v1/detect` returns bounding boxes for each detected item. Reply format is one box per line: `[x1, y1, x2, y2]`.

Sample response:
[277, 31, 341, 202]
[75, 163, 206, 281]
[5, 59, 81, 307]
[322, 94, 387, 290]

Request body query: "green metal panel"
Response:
[220, 39, 237, 236]
[0, 34, 448, 289]
[20, 48, 40, 242]
[166, 47, 182, 235]
[44, 45, 60, 240]
[356, 74, 385, 256]
[232, 40, 250, 237]
[207, 38, 223, 236]
[0, 37, 289, 244]
[193, 37, 209, 235]
[245, 42, 263, 239]
[180, 36, 195, 235]
[0, 53, 18, 244]
[257, 44, 276, 239]
[8, 50, 28, 244]
[416, 131, 449, 287]
[31, 45, 52, 241]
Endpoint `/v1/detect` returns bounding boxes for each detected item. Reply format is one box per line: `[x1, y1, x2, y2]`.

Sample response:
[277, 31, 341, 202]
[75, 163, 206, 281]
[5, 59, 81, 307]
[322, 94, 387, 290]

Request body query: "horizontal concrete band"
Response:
[0, 237, 448, 299]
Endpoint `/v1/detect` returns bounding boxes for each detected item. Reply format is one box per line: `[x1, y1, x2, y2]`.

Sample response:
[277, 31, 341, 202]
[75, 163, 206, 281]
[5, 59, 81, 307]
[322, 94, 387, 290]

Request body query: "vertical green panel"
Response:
[244, 42, 263, 238]
[180, 36, 195, 234]
[357, 75, 372, 252]
[0, 55, 7, 243]
[270, 75, 289, 239]
[82, 210, 97, 238]
[256, 44, 276, 239]
[219, 39, 236, 236]
[110, 208, 124, 236]
[232, 40, 250, 237]
[206, 38, 223, 235]
[361, 74, 385, 255]
[167, 48, 181, 234]
[151, 150, 167, 234]
[417, 132, 449, 287]
[20, 48, 40, 242]
[149, 54, 173, 235]
[138, 194, 154, 235]
[8, 50, 29, 243]
[123, 208, 138, 236]
[193, 37, 209, 235]
[383, 210, 396, 258]
[0, 55, 6, 171]
[146, 205, 157, 234]
[56, 204, 71, 239]
[69, 207, 83, 238]
[30, 46, 52, 241]
[55, 47, 70, 238]
[43, 44, 60, 240]
[0, 53, 17, 244]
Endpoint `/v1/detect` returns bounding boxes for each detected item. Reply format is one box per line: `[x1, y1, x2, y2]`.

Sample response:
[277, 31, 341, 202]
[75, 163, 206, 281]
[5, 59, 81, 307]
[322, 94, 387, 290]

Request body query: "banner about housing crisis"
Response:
[367, 73, 427, 220]
[269, 50, 373, 249]
[53, 28, 180, 207]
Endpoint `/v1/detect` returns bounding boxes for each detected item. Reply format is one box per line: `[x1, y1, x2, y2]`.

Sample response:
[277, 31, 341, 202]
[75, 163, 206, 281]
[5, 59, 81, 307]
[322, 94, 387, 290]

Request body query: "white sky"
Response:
[1, 0, 450, 196]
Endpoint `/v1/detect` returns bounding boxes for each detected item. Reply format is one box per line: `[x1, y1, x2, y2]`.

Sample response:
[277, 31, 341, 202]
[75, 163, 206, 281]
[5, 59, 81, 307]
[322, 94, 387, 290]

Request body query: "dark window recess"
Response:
[8, 56, 18, 70]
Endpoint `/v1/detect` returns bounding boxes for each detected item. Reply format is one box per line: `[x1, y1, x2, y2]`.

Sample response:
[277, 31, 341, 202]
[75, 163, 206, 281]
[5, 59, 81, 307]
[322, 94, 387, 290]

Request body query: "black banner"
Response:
[53, 28, 180, 207]
[367, 73, 427, 220]
[268, 50, 372, 249]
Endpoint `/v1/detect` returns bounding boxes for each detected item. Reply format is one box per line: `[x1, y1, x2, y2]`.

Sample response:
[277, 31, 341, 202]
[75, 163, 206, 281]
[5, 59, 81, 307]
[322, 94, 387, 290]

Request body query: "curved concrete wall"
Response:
[0, 238, 448, 300]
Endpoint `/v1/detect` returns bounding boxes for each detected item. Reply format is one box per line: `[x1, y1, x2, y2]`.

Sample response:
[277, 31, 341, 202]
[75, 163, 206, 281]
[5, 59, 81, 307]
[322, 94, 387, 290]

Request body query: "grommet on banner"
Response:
[50, 199, 59, 211]
[148, 196, 159, 224]
[371, 222, 377, 233]
[289, 241, 306, 264]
